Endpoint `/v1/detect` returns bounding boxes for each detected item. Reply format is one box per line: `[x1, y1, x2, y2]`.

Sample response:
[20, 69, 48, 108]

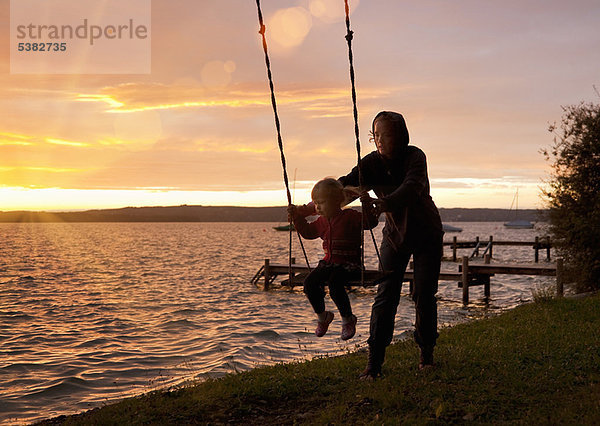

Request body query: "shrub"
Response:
[542, 98, 600, 291]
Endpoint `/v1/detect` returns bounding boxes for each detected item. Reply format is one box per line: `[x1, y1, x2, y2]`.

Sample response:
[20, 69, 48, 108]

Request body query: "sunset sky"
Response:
[1, 0, 599, 211]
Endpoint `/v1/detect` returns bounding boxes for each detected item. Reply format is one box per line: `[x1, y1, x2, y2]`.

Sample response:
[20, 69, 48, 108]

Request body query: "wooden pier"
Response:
[444, 236, 552, 262]
[251, 256, 564, 305]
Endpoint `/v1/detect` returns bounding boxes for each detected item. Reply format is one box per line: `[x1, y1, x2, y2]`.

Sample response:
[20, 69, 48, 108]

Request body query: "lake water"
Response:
[0, 222, 556, 424]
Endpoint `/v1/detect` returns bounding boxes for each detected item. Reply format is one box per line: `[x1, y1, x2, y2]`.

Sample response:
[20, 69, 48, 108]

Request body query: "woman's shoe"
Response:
[418, 345, 435, 370]
[359, 345, 384, 380]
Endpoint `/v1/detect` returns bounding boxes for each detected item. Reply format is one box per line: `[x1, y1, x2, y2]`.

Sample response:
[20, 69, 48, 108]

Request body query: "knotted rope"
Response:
[255, 0, 311, 283]
[343, 0, 384, 276]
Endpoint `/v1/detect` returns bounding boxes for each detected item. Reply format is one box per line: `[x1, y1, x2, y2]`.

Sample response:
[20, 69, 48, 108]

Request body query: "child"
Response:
[288, 178, 378, 340]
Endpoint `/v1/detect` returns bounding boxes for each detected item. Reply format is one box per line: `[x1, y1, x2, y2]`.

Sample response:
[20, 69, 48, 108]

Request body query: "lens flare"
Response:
[201, 60, 232, 88]
[268, 7, 312, 49]
[113, 110, 162, 146]
[223, 60, 236, 74]
[309, 0, 360, 23]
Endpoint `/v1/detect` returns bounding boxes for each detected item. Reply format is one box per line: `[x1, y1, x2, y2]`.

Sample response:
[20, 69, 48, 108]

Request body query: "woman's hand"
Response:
[359, 192, 373, 209]
[360, 192, 388, 216]
[371, 198, 389, 216]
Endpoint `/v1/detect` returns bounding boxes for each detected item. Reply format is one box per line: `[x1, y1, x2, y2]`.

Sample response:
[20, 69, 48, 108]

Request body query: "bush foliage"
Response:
[542, 99, 600, 291]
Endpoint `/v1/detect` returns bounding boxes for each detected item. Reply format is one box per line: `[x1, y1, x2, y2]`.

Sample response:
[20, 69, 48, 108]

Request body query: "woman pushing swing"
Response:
[345, 111, 443, 377]
[255, 0, 443, 378]
[295, 111, 444, 378]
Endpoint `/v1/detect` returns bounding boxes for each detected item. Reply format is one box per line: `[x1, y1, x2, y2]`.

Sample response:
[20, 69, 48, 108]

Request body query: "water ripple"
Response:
[0, 222, 554, 425]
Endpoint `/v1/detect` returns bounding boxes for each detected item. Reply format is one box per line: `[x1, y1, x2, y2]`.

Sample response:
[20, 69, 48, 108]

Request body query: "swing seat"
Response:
[347, 270, 393, 286]
[366, 270, 395, 285]
[278, 269, 393, 288]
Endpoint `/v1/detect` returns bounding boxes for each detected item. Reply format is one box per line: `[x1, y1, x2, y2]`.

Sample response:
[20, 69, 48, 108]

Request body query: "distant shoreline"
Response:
[0, 205, 547, 223]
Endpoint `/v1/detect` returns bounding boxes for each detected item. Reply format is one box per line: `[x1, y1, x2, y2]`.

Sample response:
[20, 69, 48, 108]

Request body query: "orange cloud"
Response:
[46, 138, 91, 147]
[0, 139, 33, 146]
[75, 82, 392, 114]
[194, 139, 272, 154]
[0, 130, 111, 150]
[0, 166, 87, 173]
[0, 132, 35, 146]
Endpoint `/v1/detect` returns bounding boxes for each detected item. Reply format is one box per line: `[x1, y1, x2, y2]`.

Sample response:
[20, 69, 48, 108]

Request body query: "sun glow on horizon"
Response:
[0, 186, 315, 212]
[0, 180, 545, 212]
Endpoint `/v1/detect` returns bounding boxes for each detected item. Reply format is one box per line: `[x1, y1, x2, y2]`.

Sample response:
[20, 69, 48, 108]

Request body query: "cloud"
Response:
[431, 176, 540, 190]
[46, 138, 91, 147]
[0, 166, 86, 173]
[0, 132, 92, 148]
[76, 82, 391, 114]
[0, 131, 34, 146]
[155, 136, 272, 154]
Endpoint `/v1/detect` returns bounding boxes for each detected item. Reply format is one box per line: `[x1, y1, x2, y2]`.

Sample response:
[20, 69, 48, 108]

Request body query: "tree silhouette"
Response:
[542, 98, 600, 291]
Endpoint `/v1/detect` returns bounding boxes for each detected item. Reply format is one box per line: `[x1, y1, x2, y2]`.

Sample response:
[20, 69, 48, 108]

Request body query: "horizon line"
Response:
[0, 204, 549, 214]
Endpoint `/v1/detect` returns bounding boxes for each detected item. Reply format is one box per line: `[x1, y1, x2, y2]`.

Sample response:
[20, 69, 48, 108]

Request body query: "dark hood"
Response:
[371, 111, 410, 148]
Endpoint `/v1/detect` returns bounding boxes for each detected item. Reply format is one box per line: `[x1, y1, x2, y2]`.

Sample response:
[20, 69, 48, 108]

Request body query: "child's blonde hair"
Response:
[311, 178, 344, 202]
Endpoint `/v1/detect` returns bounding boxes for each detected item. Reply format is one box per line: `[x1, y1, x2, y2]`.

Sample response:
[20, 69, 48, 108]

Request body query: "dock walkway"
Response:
[251, 256, 563, 305]
[445, 236, 553, 262]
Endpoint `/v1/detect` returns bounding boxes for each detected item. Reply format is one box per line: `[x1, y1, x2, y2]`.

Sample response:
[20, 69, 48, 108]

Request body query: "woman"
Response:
[339, 111, 443, 378]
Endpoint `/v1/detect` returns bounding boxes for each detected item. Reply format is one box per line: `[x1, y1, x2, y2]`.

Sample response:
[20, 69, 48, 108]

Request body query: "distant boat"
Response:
[504, 188, 534, 229]
[504, 219, 534, 229]
[443, 223, 463, 233]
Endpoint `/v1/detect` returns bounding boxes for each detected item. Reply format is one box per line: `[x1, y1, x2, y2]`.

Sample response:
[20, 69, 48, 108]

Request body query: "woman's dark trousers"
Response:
[367, 235, 442, 364]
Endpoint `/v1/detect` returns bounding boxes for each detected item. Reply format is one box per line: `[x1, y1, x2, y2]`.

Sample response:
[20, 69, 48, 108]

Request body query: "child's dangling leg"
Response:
[304, 265, 334, 337]
[328, 267, 357, 340]
[315, 310, 334, 337]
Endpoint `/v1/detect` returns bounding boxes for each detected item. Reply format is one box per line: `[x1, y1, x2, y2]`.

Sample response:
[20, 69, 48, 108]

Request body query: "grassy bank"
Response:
[42, 294, 600, 424]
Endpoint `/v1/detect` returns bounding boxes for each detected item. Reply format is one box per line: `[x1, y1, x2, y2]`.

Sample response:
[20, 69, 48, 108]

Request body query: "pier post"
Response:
[488, 235, 493, 258]
[535, 236, 539, 263]
[475, 236, 480, 257]
[483, 254, 491, 299]
[462, 256, 469, 305]
[452, 236, 457, 262]
[264, 258, 271, 291]
[556, 258, 564, 297]
[546, 236, 551, 261]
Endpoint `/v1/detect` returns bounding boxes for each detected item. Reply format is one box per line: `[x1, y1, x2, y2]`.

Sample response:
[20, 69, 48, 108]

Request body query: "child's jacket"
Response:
[293, 208, 378, 266]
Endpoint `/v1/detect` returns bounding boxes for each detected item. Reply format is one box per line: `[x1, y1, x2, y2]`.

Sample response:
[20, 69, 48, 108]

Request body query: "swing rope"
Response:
[343, 0, 384, 276]
[255, 0, 312, 280]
